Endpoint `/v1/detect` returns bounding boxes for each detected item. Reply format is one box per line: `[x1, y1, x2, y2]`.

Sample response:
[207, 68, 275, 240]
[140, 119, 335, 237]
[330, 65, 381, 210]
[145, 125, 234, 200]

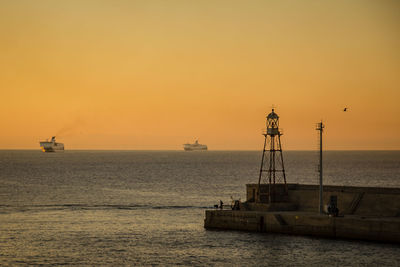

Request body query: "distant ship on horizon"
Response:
[183, 140, 208, 151]
[39, 136, 64, 152]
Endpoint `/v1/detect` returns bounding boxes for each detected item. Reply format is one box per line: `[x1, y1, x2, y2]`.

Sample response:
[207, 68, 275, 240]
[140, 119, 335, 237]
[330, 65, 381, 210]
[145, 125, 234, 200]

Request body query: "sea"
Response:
[0, 150, 399, 266]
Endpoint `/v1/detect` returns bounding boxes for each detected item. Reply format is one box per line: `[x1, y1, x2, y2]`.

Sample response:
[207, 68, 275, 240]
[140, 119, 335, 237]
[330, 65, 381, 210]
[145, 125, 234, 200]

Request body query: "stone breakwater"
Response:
[204, 184, 400, 243]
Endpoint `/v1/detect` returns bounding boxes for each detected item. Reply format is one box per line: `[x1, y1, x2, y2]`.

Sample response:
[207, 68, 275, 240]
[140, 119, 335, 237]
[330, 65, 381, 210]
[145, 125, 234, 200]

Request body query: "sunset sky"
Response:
[0, 0, 399, 150]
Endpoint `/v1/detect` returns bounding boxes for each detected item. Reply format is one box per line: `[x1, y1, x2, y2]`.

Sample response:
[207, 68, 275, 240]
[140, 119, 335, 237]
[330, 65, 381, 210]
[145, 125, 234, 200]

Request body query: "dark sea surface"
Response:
[0, 150, 399, 266]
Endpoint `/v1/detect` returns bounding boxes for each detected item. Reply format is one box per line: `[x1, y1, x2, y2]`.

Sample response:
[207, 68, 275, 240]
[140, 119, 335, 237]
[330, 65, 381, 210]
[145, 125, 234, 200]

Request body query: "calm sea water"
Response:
[0, 150, 399, 266]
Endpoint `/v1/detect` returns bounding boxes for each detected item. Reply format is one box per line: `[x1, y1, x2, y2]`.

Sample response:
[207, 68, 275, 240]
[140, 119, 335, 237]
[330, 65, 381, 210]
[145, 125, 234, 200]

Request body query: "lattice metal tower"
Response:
[257, 109, 288, 203]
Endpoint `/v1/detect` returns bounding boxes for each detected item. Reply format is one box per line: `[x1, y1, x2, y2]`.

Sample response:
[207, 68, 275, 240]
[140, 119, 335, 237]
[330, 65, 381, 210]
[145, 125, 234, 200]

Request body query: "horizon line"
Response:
[0, 149, 399, 152]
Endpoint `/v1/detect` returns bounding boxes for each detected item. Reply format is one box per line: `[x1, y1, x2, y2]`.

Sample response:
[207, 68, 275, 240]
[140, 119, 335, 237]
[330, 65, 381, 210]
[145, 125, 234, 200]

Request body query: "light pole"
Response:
[316, 121, 324, 214]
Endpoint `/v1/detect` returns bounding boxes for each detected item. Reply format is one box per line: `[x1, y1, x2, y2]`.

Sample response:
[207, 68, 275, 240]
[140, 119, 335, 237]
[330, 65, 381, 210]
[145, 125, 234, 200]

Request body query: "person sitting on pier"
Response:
[219, 200, 223, 209]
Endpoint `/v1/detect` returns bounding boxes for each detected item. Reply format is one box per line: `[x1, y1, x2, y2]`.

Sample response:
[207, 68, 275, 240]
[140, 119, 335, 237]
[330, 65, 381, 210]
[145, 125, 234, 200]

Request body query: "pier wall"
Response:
[205, 184, 400, 243]
[204, 210, 400, 243]
[246, 184, 400, 216]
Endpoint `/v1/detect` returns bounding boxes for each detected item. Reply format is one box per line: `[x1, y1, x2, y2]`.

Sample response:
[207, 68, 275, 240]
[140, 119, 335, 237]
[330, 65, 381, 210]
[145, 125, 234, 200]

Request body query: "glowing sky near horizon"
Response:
[0, 0, 399, 150]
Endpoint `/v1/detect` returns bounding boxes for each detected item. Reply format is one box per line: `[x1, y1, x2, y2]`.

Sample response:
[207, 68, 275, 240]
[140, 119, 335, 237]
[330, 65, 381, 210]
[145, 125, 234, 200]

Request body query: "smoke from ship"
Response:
[56, 118, 86, 138]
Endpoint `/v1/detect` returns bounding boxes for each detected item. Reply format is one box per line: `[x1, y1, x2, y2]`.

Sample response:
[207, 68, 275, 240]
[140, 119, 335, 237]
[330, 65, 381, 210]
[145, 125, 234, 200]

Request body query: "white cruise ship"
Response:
[183, 140, 207, 151]
[39, 136, 64, 152]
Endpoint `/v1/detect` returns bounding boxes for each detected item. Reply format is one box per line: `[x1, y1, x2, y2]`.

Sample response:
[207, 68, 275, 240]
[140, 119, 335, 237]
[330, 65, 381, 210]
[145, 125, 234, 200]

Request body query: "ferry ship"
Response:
[183, 140, 207, 151]
[39, 136, 64, 152]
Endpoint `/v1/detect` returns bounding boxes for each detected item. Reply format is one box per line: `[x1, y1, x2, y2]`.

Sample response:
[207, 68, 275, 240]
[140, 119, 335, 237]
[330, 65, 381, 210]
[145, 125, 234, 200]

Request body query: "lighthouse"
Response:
[257, 108, 288, 203]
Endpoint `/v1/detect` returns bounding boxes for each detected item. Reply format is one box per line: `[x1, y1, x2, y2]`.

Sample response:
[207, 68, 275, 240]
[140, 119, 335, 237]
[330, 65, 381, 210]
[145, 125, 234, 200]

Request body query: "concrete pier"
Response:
[204, 184, 400, 243]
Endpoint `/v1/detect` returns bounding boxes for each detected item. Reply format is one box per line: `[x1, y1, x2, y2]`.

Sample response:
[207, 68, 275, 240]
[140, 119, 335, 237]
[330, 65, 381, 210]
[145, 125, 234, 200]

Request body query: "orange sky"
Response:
[0, 0, 399, 150]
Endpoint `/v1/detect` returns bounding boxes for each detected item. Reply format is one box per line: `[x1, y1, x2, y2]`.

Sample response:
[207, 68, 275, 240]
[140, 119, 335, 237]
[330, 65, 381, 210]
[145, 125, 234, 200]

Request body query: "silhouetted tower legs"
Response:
[257, 109, 288, 203]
